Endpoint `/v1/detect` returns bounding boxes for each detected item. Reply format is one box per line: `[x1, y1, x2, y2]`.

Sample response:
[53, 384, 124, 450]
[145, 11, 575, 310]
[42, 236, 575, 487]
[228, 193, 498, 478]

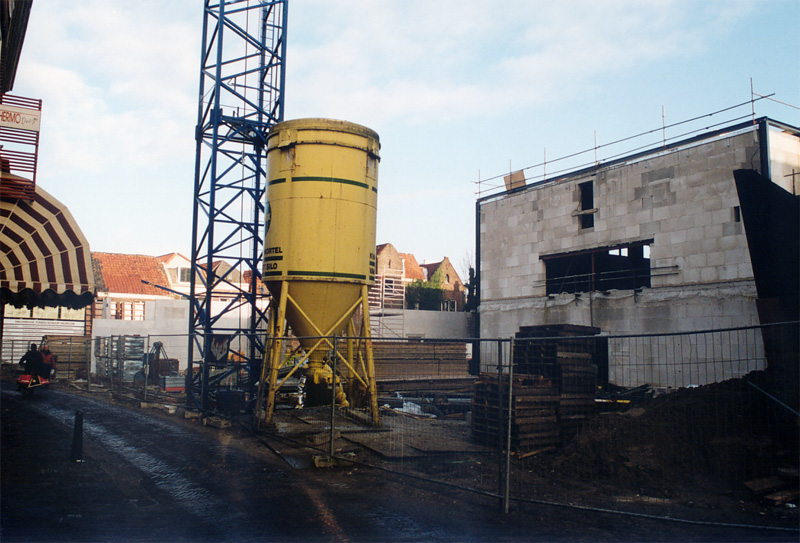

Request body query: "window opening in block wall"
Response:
[579, 180, 594, 229]
[544, 242, 652, 294]
[110, 301, 145, 321]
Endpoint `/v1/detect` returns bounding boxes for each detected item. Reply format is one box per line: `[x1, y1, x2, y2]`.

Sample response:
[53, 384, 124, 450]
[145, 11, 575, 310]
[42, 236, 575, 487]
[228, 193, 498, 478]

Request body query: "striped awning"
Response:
[1, 186, 95, 309]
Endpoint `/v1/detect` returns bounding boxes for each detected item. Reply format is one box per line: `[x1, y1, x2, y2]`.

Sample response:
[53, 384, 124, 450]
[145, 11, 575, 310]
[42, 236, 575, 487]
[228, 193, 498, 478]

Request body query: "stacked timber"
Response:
[42, 335, 90, 381]
[372, 341, 468, 381]
[513, 324, 600, 443]
[557, 351, 596, 441]
[471, 374, 560, 453]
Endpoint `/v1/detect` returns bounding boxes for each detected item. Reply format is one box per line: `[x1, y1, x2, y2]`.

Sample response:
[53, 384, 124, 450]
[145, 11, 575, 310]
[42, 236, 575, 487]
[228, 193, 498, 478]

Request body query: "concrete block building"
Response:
[477, 117, 799, 387]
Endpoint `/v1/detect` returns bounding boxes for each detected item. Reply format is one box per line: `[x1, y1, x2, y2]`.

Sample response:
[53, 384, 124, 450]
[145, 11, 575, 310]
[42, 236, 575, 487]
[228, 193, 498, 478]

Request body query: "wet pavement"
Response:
[2, 381, 798, 543]
[1, 382, 530, 543]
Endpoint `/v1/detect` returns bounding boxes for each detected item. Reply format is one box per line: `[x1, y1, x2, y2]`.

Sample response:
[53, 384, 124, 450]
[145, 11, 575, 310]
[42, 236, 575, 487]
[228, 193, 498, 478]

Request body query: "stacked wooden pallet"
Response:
[557, 351, 597, 441]
[514, 325, 598, 372]
[471, 374, 560, 453]
[42, 335, 90, 381]
[513, 325, 600, 444]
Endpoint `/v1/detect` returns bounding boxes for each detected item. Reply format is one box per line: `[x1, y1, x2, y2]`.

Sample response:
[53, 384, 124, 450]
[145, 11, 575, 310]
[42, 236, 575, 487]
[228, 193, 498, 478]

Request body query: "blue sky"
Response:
[14, 0, 799, 277]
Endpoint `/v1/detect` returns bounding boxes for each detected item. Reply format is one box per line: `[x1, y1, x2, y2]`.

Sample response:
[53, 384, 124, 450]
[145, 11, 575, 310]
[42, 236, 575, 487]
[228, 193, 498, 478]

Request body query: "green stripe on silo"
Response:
[288, 270, 367, 280]
[292, 176, 370, 190]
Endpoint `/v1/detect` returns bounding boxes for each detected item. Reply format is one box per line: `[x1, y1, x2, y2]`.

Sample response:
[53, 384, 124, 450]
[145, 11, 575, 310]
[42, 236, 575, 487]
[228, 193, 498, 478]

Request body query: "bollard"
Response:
[71, 411, 84, 463]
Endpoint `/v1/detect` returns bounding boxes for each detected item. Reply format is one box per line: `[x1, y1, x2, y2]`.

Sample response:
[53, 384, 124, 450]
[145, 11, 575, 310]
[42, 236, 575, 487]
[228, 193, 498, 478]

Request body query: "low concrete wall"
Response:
[479, 282, 766, 387]
[403, 310, 470, 339]
[92, 299, 190, 372]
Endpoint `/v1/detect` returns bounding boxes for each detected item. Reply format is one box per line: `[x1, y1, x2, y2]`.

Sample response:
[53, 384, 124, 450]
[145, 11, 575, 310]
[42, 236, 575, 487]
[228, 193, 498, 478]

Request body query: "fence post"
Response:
[86, 336, 91, 392]
[143, 336, 151, 402]
[330, 336, 338, 461]
[116, 335, 122, 395]
[504, 339, 514, 513]
[67, 336, 74, 389]
[496, 339, 504, 509]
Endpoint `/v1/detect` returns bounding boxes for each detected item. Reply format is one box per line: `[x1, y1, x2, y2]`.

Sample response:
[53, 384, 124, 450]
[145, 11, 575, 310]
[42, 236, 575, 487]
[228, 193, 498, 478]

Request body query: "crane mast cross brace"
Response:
[188, 0, 288, 413]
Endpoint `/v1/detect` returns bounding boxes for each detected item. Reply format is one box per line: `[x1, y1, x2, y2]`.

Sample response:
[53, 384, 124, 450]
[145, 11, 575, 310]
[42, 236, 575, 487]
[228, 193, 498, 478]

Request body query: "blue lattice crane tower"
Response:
[188, 0, 288, 410]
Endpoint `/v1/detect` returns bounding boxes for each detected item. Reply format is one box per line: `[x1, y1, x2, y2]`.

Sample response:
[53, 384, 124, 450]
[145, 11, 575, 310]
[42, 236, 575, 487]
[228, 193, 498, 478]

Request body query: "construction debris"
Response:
[746, 473, 800, 505]
[139, 402, 178, 415]
[203, 416, 231, 429]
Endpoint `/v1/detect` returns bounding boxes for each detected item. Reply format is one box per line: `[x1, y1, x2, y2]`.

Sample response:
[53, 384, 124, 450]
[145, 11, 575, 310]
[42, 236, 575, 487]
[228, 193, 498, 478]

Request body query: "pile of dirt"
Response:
[551, 372, 797, 495]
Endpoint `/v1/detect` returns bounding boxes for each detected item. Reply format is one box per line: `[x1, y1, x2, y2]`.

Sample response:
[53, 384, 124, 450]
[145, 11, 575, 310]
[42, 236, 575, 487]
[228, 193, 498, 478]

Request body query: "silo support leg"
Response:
[264, 280, 290, 424]
[254, 312, 276, 428]
[360, 285, 380, 426]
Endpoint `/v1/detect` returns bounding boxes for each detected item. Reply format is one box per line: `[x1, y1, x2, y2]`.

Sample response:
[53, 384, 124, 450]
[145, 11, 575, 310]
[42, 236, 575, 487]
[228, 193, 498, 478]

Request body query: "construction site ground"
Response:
[2, 376, 798, 542]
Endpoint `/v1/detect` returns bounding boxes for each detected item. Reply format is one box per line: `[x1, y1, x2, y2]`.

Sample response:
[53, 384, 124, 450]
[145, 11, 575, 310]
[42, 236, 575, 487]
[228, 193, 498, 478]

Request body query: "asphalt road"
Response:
[2, 382, 797, 543]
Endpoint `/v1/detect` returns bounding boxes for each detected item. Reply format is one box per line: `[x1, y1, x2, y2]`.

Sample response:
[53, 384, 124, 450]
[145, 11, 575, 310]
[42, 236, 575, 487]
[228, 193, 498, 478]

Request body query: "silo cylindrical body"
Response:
[263, 118, 380, 344]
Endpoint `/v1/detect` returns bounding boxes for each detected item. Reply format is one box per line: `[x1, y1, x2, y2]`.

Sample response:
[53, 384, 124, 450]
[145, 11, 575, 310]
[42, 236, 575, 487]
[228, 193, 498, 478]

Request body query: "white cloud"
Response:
[17, 1, 198, 180]
[287, 0, 760, 126]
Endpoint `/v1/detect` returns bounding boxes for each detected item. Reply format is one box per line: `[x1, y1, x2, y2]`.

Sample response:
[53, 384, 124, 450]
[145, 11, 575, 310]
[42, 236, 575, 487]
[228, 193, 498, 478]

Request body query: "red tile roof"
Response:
[399, 253, 426, 281]
[156, 252, 189, 263]
[92, 252, 170, 296]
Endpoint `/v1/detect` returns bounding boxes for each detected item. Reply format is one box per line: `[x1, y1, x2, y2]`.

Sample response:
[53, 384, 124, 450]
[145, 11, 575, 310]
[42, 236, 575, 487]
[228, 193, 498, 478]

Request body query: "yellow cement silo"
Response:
[257, 118, 381, 425]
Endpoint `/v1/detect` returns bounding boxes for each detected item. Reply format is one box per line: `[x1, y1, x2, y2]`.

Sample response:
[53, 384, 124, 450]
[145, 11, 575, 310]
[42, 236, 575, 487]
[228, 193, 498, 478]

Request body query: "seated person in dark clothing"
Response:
[19, 344, 45, 378]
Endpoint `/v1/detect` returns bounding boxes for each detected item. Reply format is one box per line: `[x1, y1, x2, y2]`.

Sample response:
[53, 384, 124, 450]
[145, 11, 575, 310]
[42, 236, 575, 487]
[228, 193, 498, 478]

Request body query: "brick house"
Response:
[372, 244, 466, 312]
[370, 243, 470, 339]
[419, 257, 467, 312]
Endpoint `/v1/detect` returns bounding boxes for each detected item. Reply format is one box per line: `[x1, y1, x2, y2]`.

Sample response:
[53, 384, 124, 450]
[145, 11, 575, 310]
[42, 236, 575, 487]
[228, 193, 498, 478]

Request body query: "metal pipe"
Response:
[264, 280, 290, 423]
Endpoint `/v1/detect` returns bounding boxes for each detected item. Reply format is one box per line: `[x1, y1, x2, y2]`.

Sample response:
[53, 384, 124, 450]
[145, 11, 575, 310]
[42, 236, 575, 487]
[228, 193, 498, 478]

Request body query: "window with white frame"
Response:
[179, 267, 192, 283]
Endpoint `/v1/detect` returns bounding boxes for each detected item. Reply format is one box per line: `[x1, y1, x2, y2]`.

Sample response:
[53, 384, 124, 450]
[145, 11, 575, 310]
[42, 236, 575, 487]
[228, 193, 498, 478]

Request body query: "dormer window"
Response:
[179, 267, 192, 283]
